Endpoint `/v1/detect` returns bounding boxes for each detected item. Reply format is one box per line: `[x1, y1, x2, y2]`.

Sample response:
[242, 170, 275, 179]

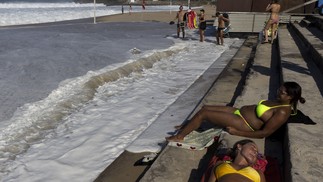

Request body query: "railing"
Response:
[212, 12, 306, 33]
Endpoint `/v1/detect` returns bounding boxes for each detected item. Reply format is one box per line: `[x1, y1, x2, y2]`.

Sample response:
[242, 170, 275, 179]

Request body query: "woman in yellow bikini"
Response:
[208, 139, 266, 182]
[166, 81, 305, 141]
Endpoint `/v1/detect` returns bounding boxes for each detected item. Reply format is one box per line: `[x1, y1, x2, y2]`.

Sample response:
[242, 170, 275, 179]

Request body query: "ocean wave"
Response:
[0, 45, 185, 176]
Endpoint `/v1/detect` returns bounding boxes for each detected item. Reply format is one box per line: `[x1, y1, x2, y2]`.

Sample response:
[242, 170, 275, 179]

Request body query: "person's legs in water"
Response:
[199, 29, 205, 42]
[219, 29, 224, 45]
[216, 29, 220, 44]
[177, 24, 180, 38]
[182, 26, 185, 38]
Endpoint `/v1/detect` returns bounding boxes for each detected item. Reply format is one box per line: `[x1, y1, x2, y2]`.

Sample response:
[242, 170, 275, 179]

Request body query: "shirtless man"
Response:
[263, 0, 281, 43]
[174, 5, 186, 38]
[215, 12, 229, 45]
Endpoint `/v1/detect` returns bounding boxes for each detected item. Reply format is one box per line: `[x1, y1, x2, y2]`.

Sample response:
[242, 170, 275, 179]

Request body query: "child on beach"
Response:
[166, 81, 305, 141]
[215, 12, 230, 45]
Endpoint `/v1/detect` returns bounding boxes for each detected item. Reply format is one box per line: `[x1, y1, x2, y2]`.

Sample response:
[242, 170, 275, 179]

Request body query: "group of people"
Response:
[166, 2, 288, 181]
[166, 80, 304, 181]
[173, 0, 281, 45]
[173, 5, 230, 44]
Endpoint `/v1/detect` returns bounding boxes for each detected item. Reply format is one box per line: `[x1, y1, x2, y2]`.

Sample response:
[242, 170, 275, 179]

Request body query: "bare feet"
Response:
[165, 135, 184, 142]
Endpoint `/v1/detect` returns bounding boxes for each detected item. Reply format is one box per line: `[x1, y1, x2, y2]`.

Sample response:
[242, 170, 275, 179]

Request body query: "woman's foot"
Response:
[165, 135, 184, 142]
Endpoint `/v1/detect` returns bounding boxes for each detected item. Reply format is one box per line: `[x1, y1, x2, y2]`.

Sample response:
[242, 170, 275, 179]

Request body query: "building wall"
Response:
[217, 0, 317, 13]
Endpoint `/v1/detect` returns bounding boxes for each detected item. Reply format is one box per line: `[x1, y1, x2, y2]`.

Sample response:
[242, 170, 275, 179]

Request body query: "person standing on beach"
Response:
[174, 5, 186, 38]
[129, 4, 132, 15]
[262, 0, 280, 43]
[215, 12, 229, 45]
[198, 9, 207, 42]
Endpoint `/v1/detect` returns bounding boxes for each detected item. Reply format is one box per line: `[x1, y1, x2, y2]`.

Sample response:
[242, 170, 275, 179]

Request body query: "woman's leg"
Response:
[219, 30, 224, 45]
[263, 20, 272, 42]
[166, 107, 247, 142]
[174, 105, 236, 129]
[201, 30, 205, 42]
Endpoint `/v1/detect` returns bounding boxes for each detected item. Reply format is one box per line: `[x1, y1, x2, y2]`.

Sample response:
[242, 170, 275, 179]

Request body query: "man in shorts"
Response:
[174, 5, 186, 38]
[215, 12, 229, 45]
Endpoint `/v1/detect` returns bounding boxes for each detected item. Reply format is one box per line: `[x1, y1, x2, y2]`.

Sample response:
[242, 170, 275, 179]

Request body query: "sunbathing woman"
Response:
[208, 139, 266, 182]
[166, 81, 305, 141]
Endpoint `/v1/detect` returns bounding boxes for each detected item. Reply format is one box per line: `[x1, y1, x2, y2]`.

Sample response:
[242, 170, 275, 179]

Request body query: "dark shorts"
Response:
[199, 22, 206, 30]
[217, 27, 225, 31]
[177, 22, 185, 28]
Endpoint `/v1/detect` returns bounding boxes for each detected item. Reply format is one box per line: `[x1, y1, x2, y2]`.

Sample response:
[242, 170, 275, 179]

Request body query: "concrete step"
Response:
[289, 22, 323, 74]
[140, 35, 274, 182]
[278, 25, 323, 182]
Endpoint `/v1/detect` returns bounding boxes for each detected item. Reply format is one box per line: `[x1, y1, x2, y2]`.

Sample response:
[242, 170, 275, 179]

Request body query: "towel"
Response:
[168, 128, 222, 150]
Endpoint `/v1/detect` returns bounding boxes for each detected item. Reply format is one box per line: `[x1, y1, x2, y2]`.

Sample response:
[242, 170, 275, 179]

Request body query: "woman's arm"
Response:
[208, 161, 224, 182]
[258, 170, 266, 182]
[266, 4, 272, 12]
[222, 16, 230, 23]
[208, 166, 217, 182]
[227, 108, 291, 138]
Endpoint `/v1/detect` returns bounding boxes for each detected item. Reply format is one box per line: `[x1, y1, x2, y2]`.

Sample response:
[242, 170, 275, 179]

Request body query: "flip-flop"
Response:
[261, 41, 269, 44]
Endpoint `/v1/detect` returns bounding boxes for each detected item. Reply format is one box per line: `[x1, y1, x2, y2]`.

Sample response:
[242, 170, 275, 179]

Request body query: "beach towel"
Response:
[168, 128, 222, 150]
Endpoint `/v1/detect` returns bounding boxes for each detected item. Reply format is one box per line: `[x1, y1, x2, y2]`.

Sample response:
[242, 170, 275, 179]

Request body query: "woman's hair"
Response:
[230, 139, 255, 159]
[283, 82, 305, 113]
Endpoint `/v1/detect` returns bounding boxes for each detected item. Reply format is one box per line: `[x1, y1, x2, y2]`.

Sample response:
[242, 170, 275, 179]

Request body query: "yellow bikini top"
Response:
[215, 162, 260, 182]
[256, 100, 290, 118]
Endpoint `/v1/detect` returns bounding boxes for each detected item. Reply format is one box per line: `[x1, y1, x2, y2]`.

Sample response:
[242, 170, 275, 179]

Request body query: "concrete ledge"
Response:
[141, 35, 276, 181]
[289, 22, 323, 74]
[278, 26, 323, 182]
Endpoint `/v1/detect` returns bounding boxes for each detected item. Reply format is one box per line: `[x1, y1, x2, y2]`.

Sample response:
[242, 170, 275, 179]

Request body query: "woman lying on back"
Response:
[208, 139, 266, 182]
[166, 81, 305, 141]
